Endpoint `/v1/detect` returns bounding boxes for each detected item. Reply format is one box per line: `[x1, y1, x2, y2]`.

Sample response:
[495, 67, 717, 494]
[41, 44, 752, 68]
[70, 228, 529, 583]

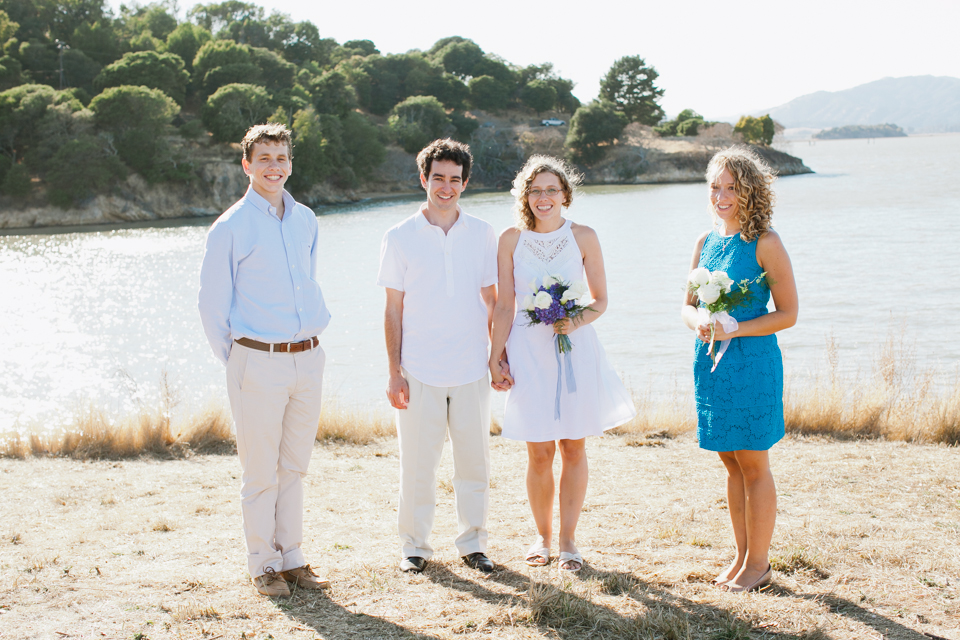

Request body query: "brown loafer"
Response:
[253, 567, 291, 597]
[281, 564, 330, 590]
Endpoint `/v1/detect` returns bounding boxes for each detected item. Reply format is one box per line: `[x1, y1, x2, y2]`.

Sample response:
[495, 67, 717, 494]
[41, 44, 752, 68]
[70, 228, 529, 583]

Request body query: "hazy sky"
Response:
[143, 0, 960, 119]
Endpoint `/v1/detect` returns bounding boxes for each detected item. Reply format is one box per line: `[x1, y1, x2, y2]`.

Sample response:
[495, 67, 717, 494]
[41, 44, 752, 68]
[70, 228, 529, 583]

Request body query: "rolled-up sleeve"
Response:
[376, 230, 406, 291]
[198, 222, 236, 365]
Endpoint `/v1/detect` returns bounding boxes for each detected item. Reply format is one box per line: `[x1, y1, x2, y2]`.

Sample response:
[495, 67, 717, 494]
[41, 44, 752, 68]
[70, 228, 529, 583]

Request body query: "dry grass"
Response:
[0, 435, 957, 639]
[3, 337, 958, 460]
[785, 333, 960, 445]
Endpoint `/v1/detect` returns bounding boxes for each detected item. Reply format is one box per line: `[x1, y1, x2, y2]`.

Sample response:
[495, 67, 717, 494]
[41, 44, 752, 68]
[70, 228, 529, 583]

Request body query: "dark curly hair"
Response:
[416, 138, 473, 182]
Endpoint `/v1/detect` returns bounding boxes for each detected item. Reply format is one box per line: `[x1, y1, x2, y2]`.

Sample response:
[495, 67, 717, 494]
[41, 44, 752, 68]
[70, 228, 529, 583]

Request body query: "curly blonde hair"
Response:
[705, 146, 777, 243]
[511, 155, 583, 231]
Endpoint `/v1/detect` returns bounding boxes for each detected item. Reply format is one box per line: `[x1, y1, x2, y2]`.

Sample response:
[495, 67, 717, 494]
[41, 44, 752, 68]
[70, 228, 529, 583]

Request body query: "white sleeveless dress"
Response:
[502, 220, 636, 442]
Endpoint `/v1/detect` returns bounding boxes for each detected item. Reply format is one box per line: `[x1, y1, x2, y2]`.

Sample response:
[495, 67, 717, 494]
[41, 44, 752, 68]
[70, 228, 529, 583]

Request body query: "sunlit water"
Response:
[2, 134, 958, 430]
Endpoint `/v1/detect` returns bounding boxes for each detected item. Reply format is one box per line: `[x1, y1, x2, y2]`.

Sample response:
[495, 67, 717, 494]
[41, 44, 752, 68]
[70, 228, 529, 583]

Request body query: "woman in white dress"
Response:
[489, 156, 635, 572]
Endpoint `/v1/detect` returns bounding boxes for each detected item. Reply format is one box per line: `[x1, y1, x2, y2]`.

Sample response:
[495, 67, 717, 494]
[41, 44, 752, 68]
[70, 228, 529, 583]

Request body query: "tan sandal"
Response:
[525, 537, 550, 567]
[558, 551, 583, 573]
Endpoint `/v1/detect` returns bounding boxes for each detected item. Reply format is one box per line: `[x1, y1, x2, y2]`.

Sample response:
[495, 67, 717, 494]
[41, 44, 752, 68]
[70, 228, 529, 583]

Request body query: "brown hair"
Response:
[705, 146, 776, 243]
[416, 138, 472, 182]
[511, 155, 582, 231]
[241, 123, 293, 162]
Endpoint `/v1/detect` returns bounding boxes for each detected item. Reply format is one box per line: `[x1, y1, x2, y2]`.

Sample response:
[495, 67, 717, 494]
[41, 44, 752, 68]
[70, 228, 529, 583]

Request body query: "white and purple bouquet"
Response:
[521, 275, 593, 354]
[687, 268, 767, 371]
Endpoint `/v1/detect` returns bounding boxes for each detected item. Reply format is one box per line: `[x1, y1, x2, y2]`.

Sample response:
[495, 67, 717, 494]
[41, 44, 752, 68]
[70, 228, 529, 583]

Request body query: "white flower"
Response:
[542, 275, 559, 288]
[561, 280, 589, 303]
[533, 291, 553, 309]
[522, 294, 536, 311]
[528, 278, 539, 293]
[689, 268, 711, 288]
[698, 283, 722, 304]
[709, 270, 733, 293]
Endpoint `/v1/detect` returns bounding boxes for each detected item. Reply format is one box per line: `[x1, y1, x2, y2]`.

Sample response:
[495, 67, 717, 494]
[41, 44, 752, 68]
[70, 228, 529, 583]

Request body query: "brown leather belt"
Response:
[236, 337, 319, 353]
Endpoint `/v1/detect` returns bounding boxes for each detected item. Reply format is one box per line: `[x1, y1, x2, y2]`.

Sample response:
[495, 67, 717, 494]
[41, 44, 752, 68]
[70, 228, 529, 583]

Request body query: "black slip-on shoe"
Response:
[462, 552, 494, 573]
[400, 556, 427, 573]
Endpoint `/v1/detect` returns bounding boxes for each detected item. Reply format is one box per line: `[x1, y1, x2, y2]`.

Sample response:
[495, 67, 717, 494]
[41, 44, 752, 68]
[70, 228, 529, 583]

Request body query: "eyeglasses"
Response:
[528, 188, 562, 198]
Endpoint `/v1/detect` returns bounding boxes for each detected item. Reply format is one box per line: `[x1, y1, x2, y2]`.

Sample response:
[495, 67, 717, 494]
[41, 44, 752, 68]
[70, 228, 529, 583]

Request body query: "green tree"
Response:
[249, 46, 295, 92]
[89, 85, 179, 179]
[0, 84, 68, 163]
[165, 23, 211, 72]
[94, 51, 189, 104]
[734, 115, 773, 145]
[520, 79, 557, 115]
[760, 114, 775, 145]
[388, 94, 450, 154]
[45, 134, 125, 207]
[286, 105, 337, 192]
[564, 101, 626, 164]
[192, 39, 254, 95]
[340, 110, 385, 180]
[311, 69, 357, 117]
[468, 75, 510, 112]
[18, 40, 57, 86]
[69, 20, 120, 66]
[0, 9, 17, 43]
[599, 55, 665, 125]
[0, 160, 30, 196]
[0, 55, 22, 90]
[433, 39, 484, 79]
[188, 1, 263, 36]
[201, 82, 273, 143]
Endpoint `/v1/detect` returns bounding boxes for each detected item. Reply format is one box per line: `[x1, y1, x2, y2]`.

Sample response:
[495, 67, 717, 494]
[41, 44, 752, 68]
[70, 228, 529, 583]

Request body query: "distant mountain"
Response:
[756, 76, 960, 133]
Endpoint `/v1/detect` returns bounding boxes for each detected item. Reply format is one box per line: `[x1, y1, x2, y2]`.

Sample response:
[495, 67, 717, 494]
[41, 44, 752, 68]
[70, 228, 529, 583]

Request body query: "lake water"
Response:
[2, 134, 958, 430]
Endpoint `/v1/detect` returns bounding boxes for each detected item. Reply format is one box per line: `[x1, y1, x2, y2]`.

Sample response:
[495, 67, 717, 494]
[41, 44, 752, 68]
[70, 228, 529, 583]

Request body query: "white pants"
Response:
[397, 369, 491, 560]
[226, 342, 325, 578]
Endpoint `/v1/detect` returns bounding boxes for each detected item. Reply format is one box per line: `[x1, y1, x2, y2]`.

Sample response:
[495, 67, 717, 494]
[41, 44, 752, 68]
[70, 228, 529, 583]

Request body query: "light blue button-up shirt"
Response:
[198, 187, 331, 365]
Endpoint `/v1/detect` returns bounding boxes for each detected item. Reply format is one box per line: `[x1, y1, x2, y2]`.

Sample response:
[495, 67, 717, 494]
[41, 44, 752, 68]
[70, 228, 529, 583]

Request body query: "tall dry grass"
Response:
[785, 333, 960, 445]
[3, 336, 958, 459]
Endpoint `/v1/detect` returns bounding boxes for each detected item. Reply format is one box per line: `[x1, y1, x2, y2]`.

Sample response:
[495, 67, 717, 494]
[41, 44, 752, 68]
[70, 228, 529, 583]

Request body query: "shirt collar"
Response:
[414, 203, 467, 231]
[244, 186, 295, 220]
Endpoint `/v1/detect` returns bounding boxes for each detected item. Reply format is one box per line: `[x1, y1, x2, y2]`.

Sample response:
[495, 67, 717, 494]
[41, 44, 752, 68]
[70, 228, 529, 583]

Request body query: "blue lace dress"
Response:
[694, 230, 784, 452]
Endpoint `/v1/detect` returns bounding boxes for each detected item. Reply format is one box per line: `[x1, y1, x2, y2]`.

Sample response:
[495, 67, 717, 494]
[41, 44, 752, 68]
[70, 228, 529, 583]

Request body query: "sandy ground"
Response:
[1, 433, 958, 640]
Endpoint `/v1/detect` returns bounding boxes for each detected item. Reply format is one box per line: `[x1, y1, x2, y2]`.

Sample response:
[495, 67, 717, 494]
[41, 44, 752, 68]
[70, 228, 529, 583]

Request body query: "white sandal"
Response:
[525, 537, 550, 567]
[558, 551, 583, 573]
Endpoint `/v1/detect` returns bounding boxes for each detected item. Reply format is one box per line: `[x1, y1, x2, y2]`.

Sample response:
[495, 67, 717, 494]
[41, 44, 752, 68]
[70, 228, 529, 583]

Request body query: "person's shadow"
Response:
[280, 563, 943, 639]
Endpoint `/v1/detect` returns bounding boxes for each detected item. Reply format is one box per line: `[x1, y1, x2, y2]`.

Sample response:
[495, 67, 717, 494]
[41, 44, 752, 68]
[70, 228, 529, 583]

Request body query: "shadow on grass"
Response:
[279, 587, 441, 640]
[274, 562, 940, 639]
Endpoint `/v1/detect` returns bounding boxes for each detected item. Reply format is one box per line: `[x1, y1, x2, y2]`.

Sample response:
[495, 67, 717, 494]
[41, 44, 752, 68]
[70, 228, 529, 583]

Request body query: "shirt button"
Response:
[297, 286, 300, 290]
[299, 308, 303, 312]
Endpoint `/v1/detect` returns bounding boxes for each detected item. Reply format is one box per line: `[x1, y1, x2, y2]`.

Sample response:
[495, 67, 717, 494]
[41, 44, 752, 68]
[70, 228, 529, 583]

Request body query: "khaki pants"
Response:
[397, 369, 491, 560]
[226, 342, 325, 578]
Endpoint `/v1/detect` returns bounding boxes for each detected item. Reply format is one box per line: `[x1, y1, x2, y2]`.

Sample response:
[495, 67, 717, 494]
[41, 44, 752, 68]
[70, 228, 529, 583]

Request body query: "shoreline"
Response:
[0, 143, 813, 233]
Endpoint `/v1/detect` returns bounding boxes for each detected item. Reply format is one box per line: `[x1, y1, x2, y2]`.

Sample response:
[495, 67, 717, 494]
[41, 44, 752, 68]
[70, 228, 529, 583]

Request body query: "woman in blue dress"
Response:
[681, 147, 798, 593]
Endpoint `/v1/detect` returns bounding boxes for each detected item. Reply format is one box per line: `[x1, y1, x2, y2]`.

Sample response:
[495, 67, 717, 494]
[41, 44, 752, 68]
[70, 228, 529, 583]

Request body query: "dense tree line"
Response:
[0, 1, 674, 206]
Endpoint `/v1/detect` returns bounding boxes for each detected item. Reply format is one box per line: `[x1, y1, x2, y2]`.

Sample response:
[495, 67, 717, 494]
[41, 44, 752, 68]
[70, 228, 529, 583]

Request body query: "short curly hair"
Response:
[241, 123, 292, 161]
[705, 146, 776, 243]
[416, 138, 473, 182]
[511, 155, 583, 231]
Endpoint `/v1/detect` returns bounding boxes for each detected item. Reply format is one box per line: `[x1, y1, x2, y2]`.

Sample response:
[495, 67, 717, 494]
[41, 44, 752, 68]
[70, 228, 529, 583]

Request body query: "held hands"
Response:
[489, 359, 514, 392]
[386, 373, 409, 410]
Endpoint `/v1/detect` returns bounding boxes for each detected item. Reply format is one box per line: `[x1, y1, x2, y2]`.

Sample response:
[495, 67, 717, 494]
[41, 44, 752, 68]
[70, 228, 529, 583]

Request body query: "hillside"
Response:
[759, 76, 960, 133]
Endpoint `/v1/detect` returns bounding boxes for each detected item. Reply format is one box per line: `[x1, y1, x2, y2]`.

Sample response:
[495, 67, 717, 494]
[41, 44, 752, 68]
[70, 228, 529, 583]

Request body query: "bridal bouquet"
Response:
[687, 268, 767, 371]
[521, 275, 593, 354]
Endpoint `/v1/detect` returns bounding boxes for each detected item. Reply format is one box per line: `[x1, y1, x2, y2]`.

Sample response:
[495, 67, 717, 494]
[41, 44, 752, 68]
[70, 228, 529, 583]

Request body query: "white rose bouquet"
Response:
[687, 268, 767, 371]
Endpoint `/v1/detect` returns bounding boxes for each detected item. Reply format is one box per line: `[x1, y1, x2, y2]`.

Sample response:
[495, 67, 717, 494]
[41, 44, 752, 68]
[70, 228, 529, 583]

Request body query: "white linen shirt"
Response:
[377, 205, 498, 387]
[198, 186, 331, 365]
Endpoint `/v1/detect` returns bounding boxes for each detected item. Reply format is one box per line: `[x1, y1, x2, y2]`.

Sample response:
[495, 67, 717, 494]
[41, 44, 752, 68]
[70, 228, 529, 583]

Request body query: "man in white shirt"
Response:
[377, 139, 502, 574]
[198, 123, 332, 597]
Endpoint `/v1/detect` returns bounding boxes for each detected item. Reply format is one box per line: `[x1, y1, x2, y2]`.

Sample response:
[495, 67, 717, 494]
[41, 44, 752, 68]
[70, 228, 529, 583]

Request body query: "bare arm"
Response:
[384, 287, 409, 409]
[489, 228, 519, 389]
[681, 232, 710, 332]
[554, 224, 607, 335]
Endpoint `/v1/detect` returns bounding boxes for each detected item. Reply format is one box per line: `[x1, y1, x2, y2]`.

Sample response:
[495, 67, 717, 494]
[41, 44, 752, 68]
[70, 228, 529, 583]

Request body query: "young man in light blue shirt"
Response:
[198, 123, 331, 597]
